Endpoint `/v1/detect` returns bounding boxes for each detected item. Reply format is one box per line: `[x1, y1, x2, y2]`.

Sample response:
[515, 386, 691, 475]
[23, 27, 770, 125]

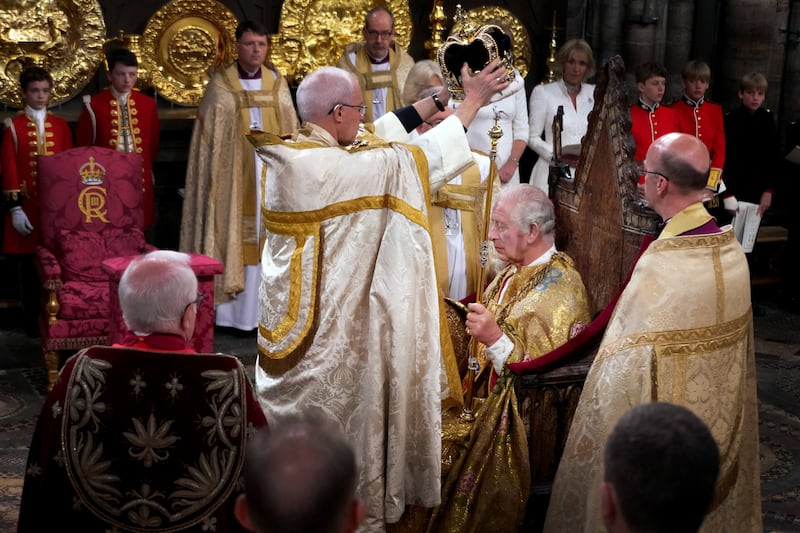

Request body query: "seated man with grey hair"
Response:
[405, 184, 591, 531]
[116, 250, 202, 351]
[18, 250, 267, 532]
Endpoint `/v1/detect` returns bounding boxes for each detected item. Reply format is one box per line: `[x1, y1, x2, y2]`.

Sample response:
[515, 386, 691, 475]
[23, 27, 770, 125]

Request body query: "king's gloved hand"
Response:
[10, 206, 34, 235]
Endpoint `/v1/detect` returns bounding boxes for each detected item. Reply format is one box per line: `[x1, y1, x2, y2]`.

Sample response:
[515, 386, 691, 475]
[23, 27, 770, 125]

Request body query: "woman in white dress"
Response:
[528, 39, 596, 192]
[453, 68, 529, 187]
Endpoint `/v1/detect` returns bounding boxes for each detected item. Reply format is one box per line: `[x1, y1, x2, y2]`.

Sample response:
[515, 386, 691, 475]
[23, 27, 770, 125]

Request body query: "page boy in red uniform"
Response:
[672, 60, 736, 213]
[2, 66, 73, 334]
[77, 48, 160, 228]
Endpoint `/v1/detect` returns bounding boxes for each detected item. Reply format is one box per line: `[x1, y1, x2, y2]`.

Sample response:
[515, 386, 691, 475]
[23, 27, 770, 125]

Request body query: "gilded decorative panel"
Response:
[0, 0, 105, 108]
[271, 0, 412, 86]
[140, 0, 239, 106]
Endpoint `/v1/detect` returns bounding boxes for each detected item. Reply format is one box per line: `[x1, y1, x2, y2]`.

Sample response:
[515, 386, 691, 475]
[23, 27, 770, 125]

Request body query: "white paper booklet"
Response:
[731, 201, 762, 253]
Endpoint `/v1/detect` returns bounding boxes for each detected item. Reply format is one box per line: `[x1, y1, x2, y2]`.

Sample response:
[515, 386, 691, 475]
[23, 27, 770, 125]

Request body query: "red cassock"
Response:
[1, 112, 73, 254]
[76, 89, 160, 227]
[672, 97, 726, 171]
[630, 102, 680, 162]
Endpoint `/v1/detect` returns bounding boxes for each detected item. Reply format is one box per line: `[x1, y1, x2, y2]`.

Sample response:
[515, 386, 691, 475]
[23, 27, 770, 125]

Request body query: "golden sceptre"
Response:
[461, 112, 504, 421]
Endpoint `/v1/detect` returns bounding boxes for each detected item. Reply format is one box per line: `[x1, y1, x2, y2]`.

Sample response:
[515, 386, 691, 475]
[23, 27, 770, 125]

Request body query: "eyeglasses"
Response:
[365, 29, 393, 39]
[183, 292, 206, 315]
[636, 166, 670, 181]
[327, 103, 367, 117]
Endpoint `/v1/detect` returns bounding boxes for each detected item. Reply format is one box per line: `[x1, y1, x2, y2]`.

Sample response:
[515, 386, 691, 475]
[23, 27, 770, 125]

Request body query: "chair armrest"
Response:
[34, 245, 63, 291]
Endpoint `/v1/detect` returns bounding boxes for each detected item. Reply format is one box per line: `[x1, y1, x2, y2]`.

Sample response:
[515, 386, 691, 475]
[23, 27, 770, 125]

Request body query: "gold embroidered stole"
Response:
[353, 46, 400, 122]
[224, 64, 282, 264]
[429, 161, 481, 296]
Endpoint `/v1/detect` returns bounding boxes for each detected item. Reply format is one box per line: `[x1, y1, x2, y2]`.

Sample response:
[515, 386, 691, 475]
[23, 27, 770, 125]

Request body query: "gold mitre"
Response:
[437, 4, 515, 100]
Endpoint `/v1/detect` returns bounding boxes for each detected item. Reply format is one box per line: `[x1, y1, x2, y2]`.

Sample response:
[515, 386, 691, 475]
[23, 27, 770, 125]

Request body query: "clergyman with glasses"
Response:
[249, 61, 510, 530]
[336, 6, 415, 122]
[546, 132, 761, 532]
[181, 19, 299, 334]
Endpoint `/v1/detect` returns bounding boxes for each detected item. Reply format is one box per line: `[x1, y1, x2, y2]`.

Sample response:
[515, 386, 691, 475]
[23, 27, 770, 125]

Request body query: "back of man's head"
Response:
[238, 416, 362, 533]
[118, 250, 196, 335]
[647, 132, 710, 192]
[295, 66, 358, 124]
[602, 402, 720, 533]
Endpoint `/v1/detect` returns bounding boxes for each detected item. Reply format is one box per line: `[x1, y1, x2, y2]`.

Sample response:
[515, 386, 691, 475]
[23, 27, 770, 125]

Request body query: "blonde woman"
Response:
[528, 39, 596, 192]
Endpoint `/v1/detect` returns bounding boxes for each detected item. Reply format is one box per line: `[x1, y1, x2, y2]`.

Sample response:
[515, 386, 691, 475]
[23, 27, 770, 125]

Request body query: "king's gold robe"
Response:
[423, 252, 591, 533]
[545, 204, 761, 532]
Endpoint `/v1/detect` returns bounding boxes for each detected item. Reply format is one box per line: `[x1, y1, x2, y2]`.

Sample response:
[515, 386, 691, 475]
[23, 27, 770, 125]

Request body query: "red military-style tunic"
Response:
[630, 100, 680, 162]
[672, 96, 725, 170]
[76, 89, 160, 227]
[672, 95, 726, 192]
[2, 111, 73, 254]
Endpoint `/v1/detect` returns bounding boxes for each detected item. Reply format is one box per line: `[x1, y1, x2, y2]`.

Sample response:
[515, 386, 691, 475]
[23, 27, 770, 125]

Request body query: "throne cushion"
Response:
[57, 281, 110, 319]
[55, 226, 148, 284]
[104, 226, 146, 258]
[57, 229, 107, 282]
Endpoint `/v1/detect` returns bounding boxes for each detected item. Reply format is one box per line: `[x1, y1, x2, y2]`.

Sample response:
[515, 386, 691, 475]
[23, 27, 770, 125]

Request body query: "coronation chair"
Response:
[439, 57, 660, 532]
[34, 146, 154, 388]
[507, 56, 661, 531]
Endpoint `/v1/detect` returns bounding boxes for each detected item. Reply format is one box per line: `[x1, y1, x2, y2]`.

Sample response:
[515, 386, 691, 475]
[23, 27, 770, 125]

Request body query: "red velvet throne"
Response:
[35, 146, 153, 388]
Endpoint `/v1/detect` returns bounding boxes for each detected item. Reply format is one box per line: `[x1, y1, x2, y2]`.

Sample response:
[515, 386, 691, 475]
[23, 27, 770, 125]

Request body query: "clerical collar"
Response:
[682, 94, 705, 107]
[369, 53, 390, 64]
[658, 202, 714, 239]
[637, 97, 659, 112]
[110, 87, 130, 104]
[237, 63, 262, 79]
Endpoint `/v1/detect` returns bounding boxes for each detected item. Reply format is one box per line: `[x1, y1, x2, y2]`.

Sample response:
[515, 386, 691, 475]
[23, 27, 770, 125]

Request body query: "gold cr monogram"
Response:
[78, 186, 110, 223]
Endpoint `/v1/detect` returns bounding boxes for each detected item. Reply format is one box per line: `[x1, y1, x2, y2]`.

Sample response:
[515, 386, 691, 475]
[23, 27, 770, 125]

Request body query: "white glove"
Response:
[10, 206, 33, 235]
[723, 196, 739, 213]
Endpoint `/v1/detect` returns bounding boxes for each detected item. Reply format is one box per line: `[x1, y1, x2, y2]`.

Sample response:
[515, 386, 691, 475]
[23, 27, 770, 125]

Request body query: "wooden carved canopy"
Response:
[550, 55, 660, 316]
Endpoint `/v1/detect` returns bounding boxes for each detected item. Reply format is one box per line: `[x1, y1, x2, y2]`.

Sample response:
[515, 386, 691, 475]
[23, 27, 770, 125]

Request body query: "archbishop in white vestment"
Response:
[249, 59, 517, 531]
[252, 63, 510, 531]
